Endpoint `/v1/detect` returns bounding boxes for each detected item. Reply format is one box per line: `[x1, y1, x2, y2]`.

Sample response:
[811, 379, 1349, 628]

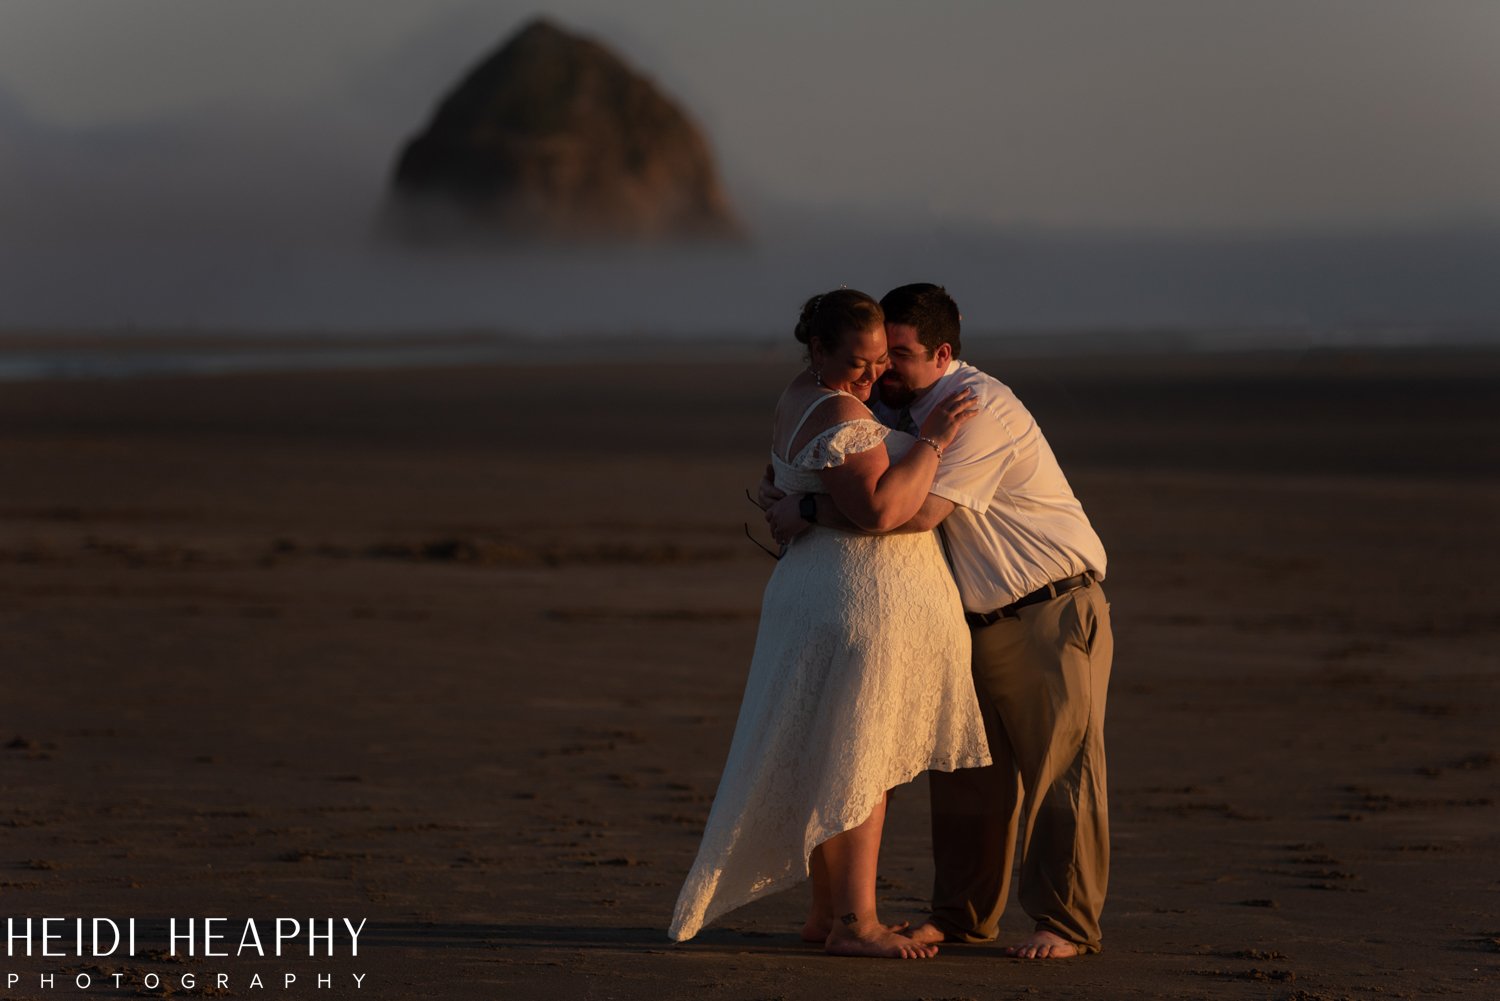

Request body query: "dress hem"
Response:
[667, 747, 991, 943]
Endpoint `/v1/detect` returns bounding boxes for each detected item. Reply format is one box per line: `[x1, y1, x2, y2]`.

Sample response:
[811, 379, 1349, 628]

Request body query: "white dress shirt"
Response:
[879, 360, 1108, 613]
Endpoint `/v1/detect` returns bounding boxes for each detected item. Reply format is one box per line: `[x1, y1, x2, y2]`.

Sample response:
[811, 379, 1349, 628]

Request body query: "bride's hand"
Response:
[918, 387, 980, 450]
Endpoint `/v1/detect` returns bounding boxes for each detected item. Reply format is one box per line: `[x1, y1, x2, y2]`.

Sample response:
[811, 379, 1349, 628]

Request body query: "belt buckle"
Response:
[967, 607, 1007, 628]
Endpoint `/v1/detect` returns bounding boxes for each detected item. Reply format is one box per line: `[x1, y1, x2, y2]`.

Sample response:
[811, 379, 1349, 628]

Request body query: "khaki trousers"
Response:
[928, 578, 1112, 952]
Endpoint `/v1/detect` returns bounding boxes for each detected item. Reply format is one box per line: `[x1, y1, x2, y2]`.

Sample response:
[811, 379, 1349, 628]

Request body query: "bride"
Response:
[669, 288, 990, 959]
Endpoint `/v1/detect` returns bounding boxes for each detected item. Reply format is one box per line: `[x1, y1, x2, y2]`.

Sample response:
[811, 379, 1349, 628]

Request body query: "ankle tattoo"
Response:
[839, 913, 858, 926]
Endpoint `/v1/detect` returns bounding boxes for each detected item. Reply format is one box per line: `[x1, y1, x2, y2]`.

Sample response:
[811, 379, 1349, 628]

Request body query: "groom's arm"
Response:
[898, 492, 958, 531]
[819, 491, 955, 533]
[766, 490, 955, 541]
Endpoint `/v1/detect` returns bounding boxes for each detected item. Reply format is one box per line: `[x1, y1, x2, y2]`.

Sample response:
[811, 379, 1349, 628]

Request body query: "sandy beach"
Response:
[3, 341, 1498, 1000]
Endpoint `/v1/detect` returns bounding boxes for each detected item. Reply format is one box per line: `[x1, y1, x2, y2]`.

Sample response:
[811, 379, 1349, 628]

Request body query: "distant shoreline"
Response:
[1, 325, 1497, 383]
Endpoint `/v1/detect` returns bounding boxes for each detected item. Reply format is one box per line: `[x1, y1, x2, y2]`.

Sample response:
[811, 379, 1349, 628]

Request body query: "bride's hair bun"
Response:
[794, 288, 882, 353]
[793, 295, 825, 345]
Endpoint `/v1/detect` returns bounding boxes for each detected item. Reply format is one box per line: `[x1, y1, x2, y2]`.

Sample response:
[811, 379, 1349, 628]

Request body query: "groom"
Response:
[765, 283, 1113, 958]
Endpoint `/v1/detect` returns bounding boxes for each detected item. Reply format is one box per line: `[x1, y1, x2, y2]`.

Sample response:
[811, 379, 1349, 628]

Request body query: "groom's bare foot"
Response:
[1002, 929, 1079, 959]
[902, 921, 948, 946]
[825, 921, 937, 959]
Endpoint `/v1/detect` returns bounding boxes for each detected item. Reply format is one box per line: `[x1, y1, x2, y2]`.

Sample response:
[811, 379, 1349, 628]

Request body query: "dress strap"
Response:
[779, 389, 854, 461]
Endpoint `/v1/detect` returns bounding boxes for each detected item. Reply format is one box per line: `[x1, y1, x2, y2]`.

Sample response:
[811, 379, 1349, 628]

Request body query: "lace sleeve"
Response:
[790, 419, 889, 470]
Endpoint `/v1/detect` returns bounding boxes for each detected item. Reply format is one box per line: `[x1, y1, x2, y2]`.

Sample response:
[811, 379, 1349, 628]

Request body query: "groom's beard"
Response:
[877, 376, 917, 408]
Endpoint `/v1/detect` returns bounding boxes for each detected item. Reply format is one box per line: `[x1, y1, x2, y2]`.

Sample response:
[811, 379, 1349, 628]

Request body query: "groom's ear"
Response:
[934, 342, 953, 366]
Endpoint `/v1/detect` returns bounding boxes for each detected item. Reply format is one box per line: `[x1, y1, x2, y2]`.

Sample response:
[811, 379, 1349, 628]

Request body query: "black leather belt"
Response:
[964, 572, 1094, 628]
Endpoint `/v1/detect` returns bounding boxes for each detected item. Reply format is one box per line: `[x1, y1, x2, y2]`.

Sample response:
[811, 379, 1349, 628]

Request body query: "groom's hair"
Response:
[880, 283, 961, 358]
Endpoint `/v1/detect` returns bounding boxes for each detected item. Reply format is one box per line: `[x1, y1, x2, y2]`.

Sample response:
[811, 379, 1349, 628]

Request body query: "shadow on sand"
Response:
[360, 922, 1024, 959]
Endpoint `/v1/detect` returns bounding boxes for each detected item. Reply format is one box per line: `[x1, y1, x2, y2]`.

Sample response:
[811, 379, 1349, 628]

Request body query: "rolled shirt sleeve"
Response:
[908, 361, 1107, 612]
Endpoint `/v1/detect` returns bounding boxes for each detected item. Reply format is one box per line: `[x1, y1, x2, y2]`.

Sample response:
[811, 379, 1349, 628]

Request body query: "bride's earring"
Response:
[809, 343, 827, 387]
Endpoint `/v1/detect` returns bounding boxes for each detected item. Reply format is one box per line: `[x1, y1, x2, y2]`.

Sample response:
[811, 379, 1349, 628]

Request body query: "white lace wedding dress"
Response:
[669, 393, 991, 942]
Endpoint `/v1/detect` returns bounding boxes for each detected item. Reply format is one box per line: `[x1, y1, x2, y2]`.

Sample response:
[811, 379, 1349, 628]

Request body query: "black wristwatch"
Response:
[798, 494, 818, 524]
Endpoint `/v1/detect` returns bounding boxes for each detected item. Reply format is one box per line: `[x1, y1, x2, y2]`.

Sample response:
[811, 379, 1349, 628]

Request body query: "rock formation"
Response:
[388, 17, 741, 243]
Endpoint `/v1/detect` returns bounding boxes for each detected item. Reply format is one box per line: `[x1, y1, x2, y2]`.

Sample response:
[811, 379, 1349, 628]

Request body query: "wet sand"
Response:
[2, 343, 1498, 1000]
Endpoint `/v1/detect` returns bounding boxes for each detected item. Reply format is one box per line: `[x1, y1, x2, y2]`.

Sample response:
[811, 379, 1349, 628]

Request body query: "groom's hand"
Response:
[756, 464, 785, 510]
[766, 492, 812, 545]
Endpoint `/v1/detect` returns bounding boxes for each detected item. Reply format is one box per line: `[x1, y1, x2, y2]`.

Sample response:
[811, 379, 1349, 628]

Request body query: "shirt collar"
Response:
[909, 360, 964, 421]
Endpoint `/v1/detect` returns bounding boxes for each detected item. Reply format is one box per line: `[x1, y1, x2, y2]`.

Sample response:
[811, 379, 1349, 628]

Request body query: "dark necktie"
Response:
[895, 406, 918, 436]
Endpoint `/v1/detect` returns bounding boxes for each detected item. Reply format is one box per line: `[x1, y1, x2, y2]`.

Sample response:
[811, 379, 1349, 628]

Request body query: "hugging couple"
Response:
[669, 284, 1113, 960]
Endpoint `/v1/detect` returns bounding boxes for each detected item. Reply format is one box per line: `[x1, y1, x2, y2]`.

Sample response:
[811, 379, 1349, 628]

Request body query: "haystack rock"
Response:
[388, 17, 742, 243]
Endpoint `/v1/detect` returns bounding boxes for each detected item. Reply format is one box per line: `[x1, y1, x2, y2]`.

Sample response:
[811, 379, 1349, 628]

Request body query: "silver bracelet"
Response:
[916, 436, 943, 459]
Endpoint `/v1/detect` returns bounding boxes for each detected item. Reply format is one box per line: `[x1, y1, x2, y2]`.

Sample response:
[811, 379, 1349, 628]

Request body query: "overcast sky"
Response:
[3, 0, 1499, 231]
[2, 1, 1498, 331]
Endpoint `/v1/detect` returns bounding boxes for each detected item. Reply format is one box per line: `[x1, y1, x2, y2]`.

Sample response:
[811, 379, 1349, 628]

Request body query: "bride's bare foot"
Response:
[825, 916, 937, 959]
[1002, 928, 1080, 959]
[902, 921, 947, 946]
[802, 916, 909, 943]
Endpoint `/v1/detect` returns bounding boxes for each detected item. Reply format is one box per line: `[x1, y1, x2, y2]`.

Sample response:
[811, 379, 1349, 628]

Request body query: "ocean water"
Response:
[3, 219, 1498, 380]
